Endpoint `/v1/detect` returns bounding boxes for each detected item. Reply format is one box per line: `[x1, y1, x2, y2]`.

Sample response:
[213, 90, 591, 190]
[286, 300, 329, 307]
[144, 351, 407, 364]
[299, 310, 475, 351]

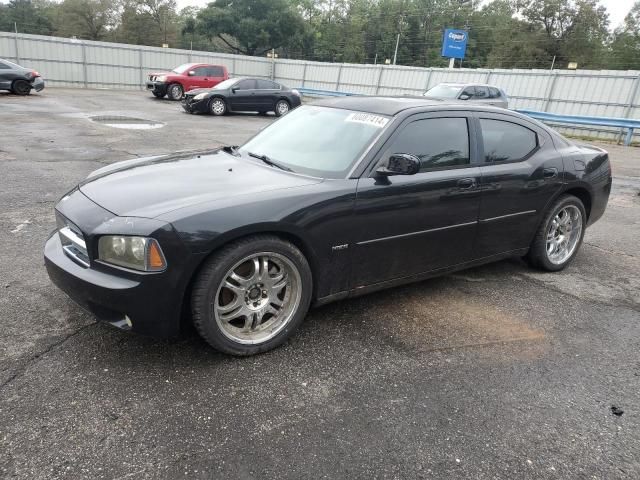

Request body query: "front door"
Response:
[228, 79, 257, 111]
[473, 113, 565, 258]
[352, 113, 481, 287]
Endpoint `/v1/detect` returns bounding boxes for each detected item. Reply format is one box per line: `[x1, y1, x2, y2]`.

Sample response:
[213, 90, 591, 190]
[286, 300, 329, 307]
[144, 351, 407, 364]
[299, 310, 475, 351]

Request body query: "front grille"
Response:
[57, 215, 90, 267]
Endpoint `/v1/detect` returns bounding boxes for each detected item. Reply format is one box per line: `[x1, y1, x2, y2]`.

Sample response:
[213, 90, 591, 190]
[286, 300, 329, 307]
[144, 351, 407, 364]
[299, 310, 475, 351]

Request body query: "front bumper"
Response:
[181, 96, 209, 114]
[146, 81, 168, 96]
[45, 233, 182, 338]
[32, 76, 45, 92]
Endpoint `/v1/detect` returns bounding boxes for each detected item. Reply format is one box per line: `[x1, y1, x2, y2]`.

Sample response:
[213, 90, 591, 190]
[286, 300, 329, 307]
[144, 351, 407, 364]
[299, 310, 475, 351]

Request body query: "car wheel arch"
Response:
[180, 227, 321, 323]
[525, 183, 593, 250]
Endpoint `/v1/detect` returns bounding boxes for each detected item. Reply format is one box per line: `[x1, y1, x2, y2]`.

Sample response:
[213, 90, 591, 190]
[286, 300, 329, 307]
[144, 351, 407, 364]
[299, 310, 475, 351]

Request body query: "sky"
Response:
[174, 0, 637, 30]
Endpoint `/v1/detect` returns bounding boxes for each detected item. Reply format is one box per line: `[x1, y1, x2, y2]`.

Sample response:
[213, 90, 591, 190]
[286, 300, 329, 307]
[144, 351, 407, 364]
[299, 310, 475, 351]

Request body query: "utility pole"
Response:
[393, 33, 400, 65]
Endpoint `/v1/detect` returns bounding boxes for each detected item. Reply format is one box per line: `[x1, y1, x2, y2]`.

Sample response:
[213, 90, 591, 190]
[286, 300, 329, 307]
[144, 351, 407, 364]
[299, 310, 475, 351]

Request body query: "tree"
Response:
[195, 0, 307, 56]
[56, 0, 118, 40]
[0, 0, 55, 35]
[609, 1, 640, 70]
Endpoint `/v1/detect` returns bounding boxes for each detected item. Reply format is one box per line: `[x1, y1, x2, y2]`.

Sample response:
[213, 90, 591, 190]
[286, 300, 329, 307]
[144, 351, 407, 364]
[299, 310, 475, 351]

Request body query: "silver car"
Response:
[423, 83, 508, 108]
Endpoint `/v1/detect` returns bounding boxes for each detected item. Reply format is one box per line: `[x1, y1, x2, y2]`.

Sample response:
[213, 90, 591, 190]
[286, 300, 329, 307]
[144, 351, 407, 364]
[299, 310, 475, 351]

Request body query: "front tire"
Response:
[274, 99, 290, 117]
[12, 80, 31, 96]
[191, 235, 313, 356]
[526, 194, 586, 271]
[209, 97, 227, 116]
[167, 83, 183, 101]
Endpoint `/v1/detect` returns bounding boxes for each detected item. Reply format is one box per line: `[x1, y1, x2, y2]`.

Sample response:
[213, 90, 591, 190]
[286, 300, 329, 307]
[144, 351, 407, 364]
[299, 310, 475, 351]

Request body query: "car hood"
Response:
[149, 71, 173, 77]
[79, 149, 322, 218]
[185, 88, 212, 97]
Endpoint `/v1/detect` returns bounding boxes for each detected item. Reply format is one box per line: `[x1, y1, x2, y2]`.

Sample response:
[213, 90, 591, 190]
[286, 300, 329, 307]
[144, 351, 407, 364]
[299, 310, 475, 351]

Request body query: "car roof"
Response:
[313, 96, 512, 116]
[437, 83, 501, 89]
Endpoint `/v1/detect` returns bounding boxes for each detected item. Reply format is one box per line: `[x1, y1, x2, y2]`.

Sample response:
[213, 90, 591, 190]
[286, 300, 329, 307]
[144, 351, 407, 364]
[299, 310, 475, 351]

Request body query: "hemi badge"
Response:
[332, 244, 349, 251]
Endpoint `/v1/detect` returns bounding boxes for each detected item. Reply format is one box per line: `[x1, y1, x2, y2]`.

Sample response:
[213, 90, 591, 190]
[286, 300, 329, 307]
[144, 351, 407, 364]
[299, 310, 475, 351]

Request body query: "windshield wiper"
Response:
[247, 151, 293, 172]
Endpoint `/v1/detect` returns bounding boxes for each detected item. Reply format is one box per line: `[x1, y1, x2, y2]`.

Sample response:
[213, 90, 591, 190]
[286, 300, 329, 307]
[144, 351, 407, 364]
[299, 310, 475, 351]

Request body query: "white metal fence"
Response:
[2, 31, 639, 142]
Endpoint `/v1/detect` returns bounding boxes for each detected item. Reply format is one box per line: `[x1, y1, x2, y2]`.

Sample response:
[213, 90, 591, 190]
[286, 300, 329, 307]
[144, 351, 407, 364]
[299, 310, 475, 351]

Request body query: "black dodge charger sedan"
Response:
[181, 77, 302, 116]
[44, 97, 611, 356]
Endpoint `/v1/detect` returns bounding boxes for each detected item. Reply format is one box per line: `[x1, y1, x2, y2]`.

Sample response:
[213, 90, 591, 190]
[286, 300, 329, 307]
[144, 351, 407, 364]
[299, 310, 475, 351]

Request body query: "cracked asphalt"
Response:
[1, 89, 639, 479]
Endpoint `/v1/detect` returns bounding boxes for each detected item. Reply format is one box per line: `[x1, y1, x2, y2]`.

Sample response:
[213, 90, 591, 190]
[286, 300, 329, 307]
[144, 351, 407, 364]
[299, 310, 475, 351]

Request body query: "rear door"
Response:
[474, 112, 565, 258]
[352, 112, 481, 287]
[255, 79, 281, 110]
[205, 66, 225, 87]
[0, 61, 14, 90]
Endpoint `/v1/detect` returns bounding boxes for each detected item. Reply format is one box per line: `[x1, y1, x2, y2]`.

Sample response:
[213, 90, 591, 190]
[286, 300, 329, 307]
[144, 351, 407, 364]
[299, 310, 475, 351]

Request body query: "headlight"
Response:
[98, 236, 167, 272]
[194, 93, 208, 100]
[157, 75, 167, 82]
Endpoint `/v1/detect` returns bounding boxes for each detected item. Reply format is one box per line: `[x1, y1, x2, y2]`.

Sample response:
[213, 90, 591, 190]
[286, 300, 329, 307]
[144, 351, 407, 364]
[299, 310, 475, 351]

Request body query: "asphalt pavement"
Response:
[0, 88, 639, 479]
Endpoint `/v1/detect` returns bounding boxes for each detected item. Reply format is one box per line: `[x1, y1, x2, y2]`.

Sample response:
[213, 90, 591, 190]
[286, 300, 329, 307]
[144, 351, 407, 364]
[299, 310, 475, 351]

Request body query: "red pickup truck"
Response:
[146, 63, 229, 100]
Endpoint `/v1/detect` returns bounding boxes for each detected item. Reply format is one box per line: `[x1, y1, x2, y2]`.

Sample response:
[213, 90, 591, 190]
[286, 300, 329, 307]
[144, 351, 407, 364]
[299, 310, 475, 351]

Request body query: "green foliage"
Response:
[1, 0, 639, 70]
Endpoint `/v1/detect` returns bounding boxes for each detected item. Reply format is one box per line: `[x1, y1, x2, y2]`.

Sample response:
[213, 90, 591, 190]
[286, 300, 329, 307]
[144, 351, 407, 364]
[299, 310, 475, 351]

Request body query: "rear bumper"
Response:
[32, 77, 45, 92]
[44, 232, 183, 338]
[147, 81, 168, 96]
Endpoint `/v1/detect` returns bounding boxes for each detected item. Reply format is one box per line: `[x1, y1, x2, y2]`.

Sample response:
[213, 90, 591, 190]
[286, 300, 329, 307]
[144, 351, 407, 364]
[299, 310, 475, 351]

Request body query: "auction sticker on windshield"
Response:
[345, 112, 389, 128]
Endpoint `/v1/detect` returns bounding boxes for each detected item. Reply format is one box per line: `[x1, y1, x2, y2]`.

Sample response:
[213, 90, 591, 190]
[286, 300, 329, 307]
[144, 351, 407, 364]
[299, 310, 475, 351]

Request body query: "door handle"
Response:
[457, 178, 477, 189]
[543, 167, 558, 179]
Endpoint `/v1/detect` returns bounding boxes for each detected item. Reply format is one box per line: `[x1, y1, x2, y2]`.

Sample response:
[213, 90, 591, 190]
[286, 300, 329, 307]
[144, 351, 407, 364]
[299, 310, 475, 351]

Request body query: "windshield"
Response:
[424, 84, 462, 98]
[213, 78, 239, 90]
[238, 106, 390, 179]
[172, 63, 195, 74]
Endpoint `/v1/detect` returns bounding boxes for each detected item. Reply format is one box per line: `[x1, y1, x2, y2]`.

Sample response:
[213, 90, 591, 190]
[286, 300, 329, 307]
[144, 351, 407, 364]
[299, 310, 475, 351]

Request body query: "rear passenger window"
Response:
[207, 66, 224, 77]
[474, 86, 489, 99]
[0, 62, 10, 70]
[480, 119, 537, 162]
[387, 118, 470, 171]
[488, 87, 501, 99]
[257, 79, 279, 89]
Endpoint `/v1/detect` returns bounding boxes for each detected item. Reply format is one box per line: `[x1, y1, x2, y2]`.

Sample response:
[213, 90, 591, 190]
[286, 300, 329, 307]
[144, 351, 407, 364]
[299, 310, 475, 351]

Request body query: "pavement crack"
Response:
[584, 242, 637, 259]
[0, 321, 97, 391]
[515, 272, 639, 313]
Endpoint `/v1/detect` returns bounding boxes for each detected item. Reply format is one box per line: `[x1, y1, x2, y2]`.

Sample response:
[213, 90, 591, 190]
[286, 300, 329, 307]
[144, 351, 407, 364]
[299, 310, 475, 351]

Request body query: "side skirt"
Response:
[312, 248, 529, 308]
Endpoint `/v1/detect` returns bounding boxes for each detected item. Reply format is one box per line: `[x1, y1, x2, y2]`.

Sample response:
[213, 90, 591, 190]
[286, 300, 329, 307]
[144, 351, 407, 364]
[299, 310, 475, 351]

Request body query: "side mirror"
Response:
[459, 93, 471, 100]
[188, 70, 196, 76]
[231, 87, 238, 93]
[376, 154, 420, 176]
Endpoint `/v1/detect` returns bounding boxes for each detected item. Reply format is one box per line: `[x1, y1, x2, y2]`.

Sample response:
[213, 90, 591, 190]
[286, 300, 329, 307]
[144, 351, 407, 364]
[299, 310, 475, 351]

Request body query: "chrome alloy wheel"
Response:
[213, 252, 301, 344]
[276, 100, 289, 115]
[546, 205, 583, 265]
[210, 98, 225, 115]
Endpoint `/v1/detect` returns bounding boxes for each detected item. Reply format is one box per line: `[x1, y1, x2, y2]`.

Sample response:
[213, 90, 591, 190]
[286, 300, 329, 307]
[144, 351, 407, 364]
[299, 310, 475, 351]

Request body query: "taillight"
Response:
[31, 70, 40, 78]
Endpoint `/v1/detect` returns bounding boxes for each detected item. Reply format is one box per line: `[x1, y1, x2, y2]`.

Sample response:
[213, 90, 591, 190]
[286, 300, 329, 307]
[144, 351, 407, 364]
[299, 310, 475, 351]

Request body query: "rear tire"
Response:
[12, 80, 31, 96]
[167, 83, 183, 101]
[274, 99, 290, 117]
[526, 194, 586, 271]
[191, 235, 313, 356]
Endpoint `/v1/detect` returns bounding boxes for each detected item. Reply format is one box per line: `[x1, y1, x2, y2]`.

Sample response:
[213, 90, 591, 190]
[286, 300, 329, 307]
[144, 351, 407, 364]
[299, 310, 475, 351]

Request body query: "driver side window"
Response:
[385, 118, 470, 172]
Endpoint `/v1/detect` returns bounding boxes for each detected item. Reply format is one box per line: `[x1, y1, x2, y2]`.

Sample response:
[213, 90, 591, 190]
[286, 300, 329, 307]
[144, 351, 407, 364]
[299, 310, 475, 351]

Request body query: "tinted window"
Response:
[474, 86, 489, 99]
[207, 66, 224, 77]
[236, 79, 256, 90]
[387, 118, 470, 171]
[488, 87, 502, 99]
[480, 119, 537, 162]
[461, 87, 475, 98]
[0, 62, 10, 70]
[257, 79, 279, 89]
[192, 67, 208, 76]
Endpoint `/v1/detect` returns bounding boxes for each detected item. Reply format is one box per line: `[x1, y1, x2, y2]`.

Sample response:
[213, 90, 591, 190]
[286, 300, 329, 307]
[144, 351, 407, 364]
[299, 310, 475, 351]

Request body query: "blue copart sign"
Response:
[441, 29, 468, 59]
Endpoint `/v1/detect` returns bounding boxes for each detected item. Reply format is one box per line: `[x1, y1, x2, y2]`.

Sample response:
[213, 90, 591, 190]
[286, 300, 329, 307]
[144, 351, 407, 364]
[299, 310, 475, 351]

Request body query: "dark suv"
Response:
[0, 58, 45, 95]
